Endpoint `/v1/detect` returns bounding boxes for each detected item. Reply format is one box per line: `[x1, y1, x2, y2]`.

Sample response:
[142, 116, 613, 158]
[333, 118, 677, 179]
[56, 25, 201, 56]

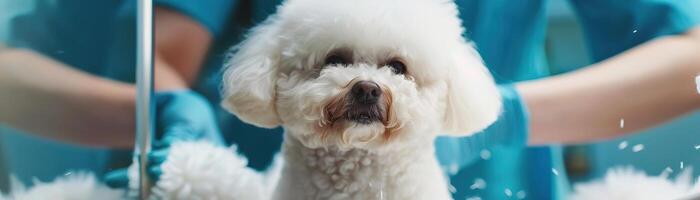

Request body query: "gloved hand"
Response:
[435, 84, 529, 171]
[105, 90, 224, 188]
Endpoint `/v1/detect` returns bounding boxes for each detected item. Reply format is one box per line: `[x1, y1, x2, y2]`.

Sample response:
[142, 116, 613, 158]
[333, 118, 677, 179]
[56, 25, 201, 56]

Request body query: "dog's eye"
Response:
[386, 60, 407, 74]
[325, 54, 350, 66]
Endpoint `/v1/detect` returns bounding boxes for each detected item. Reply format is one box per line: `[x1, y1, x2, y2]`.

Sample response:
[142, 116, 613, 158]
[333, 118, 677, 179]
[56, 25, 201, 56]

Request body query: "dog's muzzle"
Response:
[346, 81, 384, 124]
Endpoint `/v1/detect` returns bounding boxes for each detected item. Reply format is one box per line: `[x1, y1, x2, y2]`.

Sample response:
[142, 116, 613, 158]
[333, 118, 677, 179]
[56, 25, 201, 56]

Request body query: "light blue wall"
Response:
[0, 1, 33, 42]
[545, 0, 700, 182]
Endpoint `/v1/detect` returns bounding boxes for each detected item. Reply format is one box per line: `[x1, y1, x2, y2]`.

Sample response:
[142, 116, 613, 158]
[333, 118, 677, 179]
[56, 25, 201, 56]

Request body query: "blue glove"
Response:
[105, 90, 224, 188]
[435, 84, 529, 170]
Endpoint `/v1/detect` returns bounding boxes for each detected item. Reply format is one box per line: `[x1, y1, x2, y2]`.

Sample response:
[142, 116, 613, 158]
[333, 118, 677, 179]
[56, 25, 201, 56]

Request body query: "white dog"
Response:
[217, 0, 501, 199]
[2, 0, 501, 199]
[2, 1, 700, 199]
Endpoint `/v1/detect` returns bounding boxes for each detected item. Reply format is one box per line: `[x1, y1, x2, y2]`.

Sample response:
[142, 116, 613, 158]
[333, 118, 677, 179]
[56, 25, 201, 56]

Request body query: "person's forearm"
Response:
[0, 49, 136, 148]
[154, 7, 212, 89]
[0, 8, 212, 148]
[0, 49, 192, 148]
[0, 8, 211, 148]
[521, 27, 700, 145]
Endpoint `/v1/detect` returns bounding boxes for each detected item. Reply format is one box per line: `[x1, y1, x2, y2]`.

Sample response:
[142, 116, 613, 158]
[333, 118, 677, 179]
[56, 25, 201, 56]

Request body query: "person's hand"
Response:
[435, 84, 529, 171]
[105, 90, 224, 188]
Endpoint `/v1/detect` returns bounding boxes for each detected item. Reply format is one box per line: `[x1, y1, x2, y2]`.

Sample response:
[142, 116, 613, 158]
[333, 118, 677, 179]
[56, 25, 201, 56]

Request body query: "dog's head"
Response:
[222, 0, 501, 151]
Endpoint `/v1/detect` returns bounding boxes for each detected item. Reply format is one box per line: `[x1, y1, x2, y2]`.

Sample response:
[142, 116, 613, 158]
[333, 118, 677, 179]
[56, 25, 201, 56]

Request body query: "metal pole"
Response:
[136, 0, 153, 199]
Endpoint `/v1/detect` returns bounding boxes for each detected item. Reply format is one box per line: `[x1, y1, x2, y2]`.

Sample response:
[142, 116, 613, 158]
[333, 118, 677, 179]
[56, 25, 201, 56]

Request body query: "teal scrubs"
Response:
[0, 1, 137, 185]
[160, 0, 285, 170]
[170, 1, 697, 200]
[442, 1, 699, 199]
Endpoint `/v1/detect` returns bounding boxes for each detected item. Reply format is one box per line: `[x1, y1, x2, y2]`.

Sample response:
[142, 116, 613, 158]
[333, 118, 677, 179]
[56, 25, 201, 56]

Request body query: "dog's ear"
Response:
[221, 19, 282, 128]
[440, 42, 502, 136]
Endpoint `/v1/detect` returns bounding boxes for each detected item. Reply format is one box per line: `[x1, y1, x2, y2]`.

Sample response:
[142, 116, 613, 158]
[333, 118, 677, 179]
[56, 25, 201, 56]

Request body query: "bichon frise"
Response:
[3, 1, 700, 199]
[3, 0, 502, 199]
[217, 0, 501, 199]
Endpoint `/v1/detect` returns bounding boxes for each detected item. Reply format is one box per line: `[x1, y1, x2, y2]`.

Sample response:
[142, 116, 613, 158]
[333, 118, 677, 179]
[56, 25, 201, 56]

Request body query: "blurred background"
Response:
[0, 0, 136, 192]
[544, 0, 700, 183]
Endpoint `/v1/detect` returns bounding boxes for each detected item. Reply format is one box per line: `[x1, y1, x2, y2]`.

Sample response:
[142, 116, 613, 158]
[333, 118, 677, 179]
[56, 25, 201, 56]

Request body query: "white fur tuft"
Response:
[570, 167, 700, 200]
[440, 43, 501, 136]
[221, 17, 283, 129]
[150, 141, 280, 200]
[1, 173, 124, 200]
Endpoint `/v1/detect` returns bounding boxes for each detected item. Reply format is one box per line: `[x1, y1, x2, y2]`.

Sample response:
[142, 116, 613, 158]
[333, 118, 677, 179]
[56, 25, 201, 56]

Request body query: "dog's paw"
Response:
[150, 141, 268, 200]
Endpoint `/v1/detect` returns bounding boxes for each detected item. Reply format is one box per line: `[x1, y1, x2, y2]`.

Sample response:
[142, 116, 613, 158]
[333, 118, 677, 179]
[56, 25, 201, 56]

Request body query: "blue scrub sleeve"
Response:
[155, 0, 236, 36]
[568, 0, 700, 61]
[435, 84, 529, 169]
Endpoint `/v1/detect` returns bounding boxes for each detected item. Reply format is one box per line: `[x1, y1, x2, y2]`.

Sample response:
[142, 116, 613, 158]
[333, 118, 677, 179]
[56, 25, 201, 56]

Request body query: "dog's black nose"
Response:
[351, 81, 382, 104]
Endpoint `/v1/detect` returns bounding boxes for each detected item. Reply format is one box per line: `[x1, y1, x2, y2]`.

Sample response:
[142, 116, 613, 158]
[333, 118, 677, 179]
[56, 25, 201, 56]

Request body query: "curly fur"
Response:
[0, 173, 123, 200]
[570, 167, 700, 200]
[148, 141, 281, 200]
[219, 0, 501, 199]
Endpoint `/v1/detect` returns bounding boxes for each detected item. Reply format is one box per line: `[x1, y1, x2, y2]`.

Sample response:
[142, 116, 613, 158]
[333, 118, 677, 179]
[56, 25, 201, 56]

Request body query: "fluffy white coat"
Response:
[217, 0, 501, 199]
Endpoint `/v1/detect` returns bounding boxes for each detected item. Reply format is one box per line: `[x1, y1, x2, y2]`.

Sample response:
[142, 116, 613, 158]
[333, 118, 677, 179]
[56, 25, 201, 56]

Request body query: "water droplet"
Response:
[632, 29, 638, 33]
[480, 149, 491, 160]
[516, 190, 527, 199]
[619, 118, 625, 128]
[64, 171, 72, 176]
[551, 168, 559, 176]
[466, 197, 482, 200]
[695, 145, 700, 150]
[505, 188, 513, 197]
[665, 167, 673, 173]
[632, 144, 645, 152]
[680, 161, 684, 169]
[370, 181, 387, 200]
[661, 167, 673, 178]
[618, 141, 628, 150]
[695, 75, 700, 94]
[470, 178, 487, 190]
[448, 164, 459, 175]
[448, 183, 457, 193]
